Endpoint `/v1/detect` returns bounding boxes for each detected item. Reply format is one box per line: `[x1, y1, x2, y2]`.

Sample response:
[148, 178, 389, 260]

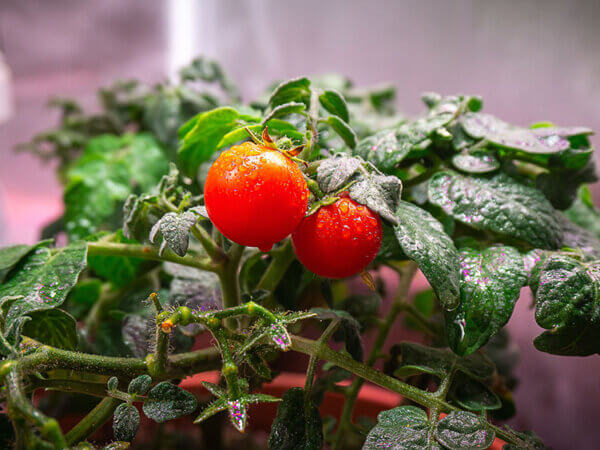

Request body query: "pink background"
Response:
[1, 1, 600, 448]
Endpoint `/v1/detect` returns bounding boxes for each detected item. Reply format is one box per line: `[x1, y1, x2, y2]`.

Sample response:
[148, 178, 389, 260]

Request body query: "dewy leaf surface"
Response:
[150, 211, 198, 257]
[445, 246, 527, 355]
[530, 254, 600, 355]
[392, 201, 461, 310]
[460, 113, 572, 154]
[428, 171, 562, 249]
[0, 242, 87, 339]
[363, 406, 433, 449]
[348, 173, 402, 225]
[435, 411, 494, 449]
[142, 382, 198, 423]
[113, 404, 140, 442]
[316, 155, 362, 193]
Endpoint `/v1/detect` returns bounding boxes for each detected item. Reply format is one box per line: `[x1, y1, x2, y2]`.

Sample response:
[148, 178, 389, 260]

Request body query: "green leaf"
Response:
[319, 89, 349, 123]
[0, 243, 42, 283]
[530, 254, 600, 355]
[178, 107, 242, 177]
[107, 377, 118, 391]
[128, 375, 152, 396]
[452, 151, 500, 174]
[394, 342, 495, 381]
[22, 309, 78, 350]
[149, 211, 198, 257]
[449, 373, 501, 412]
[122, 194, 163, 243]
[194, 397, 228, 424]
[268, 388, 323, 450]
[435, 411, 494, 449]
[364, 406, 432, 449]
[142, 382, 198, 423]
[354, 129, 411, 172]
[113, 404, 140, 442]
[268, 77, 312, 108]
[392, 201, 461, 310]
[0, 242, 87, 340]
[460, 113, 575, 155]
[316, 155, 362, 193]
[348, 173, 402, 224]
[445, 246, 527, 355]
[262, 102, 306, 123]
[428, 171, 562, 249]
[355, 94, 464, 172]
[64, 134, 169, 241]
[323, 116, 357, 148]
[311, 308, 363, 361]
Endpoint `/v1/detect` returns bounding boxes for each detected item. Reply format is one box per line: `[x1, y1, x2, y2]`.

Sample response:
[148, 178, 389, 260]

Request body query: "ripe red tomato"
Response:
[204, 142, 308, 252]
[292, 194, 382, 278]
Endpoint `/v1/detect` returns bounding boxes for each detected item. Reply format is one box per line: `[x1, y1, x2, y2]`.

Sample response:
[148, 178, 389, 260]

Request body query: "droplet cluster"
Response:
[292, 196, 382, 279]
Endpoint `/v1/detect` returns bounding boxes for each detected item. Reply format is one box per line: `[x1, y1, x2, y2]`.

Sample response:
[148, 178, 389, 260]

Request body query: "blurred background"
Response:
[1, 1, 599, 448]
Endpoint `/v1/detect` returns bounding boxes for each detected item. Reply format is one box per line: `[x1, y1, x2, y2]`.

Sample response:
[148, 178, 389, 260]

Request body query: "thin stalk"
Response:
[304, 320, 341, 400]
[191, 224, 226, 262]
[331, 262, 418, 449]
[5, 368, 67, 449]
[87, 241, 217, 272]
[150, 322, 170, 378]
[65, 397, 121, 446]
[257, 239, 296, 308]
[290, 335, 525, 447]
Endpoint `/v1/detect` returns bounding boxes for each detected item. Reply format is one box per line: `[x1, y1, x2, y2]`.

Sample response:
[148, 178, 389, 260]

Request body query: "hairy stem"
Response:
[65, 397, 121, 446]
[331, 261, 418, 449]
[191, 224, 226, 262]
[304, 319, 341, 401]
[290, 335, 524, 446]
[87, 241, 217, 272]
[5, 368, 67, 449]
[217, 243, 245, 328]
[256, 239, 296, 308]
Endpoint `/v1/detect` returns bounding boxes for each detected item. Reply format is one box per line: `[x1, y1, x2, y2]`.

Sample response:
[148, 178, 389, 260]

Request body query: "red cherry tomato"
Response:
[292, 194, 382, 278]
[204, 142, 308, 252]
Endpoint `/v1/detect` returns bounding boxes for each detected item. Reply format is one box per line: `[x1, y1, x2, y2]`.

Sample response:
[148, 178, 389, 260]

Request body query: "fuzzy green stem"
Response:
[332, 262, 417, 449]
[191, 224, 226, 262]
[16, 342, 220, 380]
[87, 241, 217, 272]
[257, 239, 296, 308]
[291, 335, 524, 447]
[150, 322, 170, 378]
[5, 368, 67, 449]
[304, 320, 341, 400]
[65, 397, 121, 446]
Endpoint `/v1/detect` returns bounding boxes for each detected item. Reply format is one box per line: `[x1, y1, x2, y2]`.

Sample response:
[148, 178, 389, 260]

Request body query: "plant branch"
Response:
[87, 241, 218, 272]
[290, 335, 525, 446]
[331, 261, 417, 449]
[256, 239, 296, 308]
[5, 367, 67, 449]
[65, 397, 121, 446]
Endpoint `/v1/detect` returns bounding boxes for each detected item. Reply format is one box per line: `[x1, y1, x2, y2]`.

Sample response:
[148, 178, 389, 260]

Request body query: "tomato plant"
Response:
[1, 56, 595, 449]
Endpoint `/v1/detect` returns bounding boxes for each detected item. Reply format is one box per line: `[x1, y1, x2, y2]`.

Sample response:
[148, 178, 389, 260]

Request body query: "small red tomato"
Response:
[292, 194, 382, 278]
[204, 142, 308, 252]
